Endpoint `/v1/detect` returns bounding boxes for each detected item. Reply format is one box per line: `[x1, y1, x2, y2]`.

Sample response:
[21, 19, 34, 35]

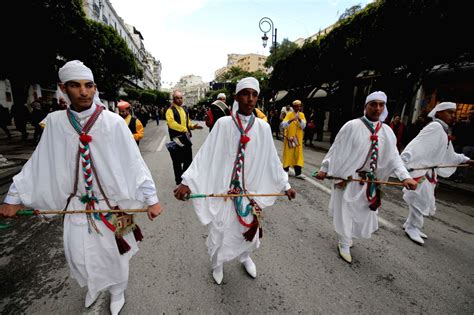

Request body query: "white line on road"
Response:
[156, 136, 167, 152]
[302, 174, 397, 230]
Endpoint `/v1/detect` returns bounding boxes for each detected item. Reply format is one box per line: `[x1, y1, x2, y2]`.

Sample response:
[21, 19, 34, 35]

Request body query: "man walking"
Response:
[117, 100, 144, 145]
[0, 60, 163, 315]
[166, 90, 203, 185]
[174, 77, 296, 284]
[315, 91, 417, 263]
[205, 92, 230, 131]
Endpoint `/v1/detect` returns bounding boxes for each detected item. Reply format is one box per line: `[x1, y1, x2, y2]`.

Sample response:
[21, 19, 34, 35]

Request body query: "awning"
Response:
[271, 90, 288, 102]
[307, 87, 327, 98]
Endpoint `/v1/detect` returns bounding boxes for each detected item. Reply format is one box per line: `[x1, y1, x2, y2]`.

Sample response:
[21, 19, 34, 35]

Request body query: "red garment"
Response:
[389, 121, 405, 151]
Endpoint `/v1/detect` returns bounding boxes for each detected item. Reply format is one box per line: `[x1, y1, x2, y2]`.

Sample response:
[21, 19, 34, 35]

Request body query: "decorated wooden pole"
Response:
[188, 193, 287, 199]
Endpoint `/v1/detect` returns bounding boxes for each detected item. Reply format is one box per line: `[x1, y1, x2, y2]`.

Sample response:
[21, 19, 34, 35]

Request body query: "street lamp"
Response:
[259, 17, 277, 51]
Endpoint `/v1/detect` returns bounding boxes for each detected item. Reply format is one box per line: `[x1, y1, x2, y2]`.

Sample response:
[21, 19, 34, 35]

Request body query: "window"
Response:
[102, 15, 108, 24]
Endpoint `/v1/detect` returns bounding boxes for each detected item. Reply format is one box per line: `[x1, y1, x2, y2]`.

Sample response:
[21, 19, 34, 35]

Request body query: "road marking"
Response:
[302, 174, 397, 229]
[302, 174, 332, 194]
[156, 136, 167, 152]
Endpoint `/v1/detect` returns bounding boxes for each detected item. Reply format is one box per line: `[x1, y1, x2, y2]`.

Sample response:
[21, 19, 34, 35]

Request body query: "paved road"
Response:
[1, 122, 473, 314]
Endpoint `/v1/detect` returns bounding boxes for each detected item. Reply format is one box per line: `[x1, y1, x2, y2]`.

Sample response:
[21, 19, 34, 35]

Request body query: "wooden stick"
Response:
[16, 209, 147, 216]
[189, 193, 287, 199]
[325, 176, 406, 187]
[408, 163, 470, 171]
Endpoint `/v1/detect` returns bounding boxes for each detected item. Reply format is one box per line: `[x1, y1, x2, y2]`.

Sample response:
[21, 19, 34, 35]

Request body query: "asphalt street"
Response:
[1, 122, 473, 314]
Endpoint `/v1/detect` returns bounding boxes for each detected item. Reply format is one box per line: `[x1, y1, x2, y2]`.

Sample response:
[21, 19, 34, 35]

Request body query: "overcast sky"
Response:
[110, 0, 371, 88]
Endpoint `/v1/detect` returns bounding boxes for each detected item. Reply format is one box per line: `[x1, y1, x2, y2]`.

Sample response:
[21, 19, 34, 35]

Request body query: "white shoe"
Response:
[337, 243, 352, 263]
[110, 293, 125, 315]
[418, 230, 428, 239]
[85, 290, 100, 308]
[405, 226, 424, 245]
[242, 258, 257, 278]
[212, 265, 223, 285]
[295, 174, 305, 179]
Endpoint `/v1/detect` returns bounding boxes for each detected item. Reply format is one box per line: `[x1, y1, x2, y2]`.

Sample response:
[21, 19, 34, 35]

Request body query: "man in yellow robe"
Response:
[281, 100, 306, 178]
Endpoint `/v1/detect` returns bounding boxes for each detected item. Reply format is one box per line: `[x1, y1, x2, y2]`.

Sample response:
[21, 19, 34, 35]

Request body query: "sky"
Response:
[110, 0, 372, 88]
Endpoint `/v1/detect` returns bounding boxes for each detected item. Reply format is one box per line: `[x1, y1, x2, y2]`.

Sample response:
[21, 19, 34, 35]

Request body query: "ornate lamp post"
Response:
[259, 17, 277, 51]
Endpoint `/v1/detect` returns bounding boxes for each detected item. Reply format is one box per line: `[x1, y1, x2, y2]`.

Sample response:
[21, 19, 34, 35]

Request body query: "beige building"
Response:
[214, 53, 267, 79]
[174, 75, 209, 107]
[293, 24, 335, 47]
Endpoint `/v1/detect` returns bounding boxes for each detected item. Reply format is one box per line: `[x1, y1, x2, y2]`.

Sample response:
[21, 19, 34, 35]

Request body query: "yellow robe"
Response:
[282, 111, 306, 168]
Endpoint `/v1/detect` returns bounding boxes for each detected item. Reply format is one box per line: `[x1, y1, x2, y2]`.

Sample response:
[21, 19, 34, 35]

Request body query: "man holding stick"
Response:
[401, 102, 474, 244]
[174, 77, 296, 284]
[0, 60, 162, 314]
[315, 91, 417, 263]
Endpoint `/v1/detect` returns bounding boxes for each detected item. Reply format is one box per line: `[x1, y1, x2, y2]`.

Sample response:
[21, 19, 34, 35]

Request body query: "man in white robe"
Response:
[401, 102, 473, 244]
[0, 60, 163, 315]
[174, 77, 296, 284]
[315, 91, 418, 263]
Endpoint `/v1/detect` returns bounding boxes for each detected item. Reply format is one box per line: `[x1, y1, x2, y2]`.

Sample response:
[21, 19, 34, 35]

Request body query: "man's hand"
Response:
[147, 203, 163, 221]
[315, 171, 327, 180]
[285, 188, 297, 200]
[173, 184, 191, 201]
[403, 178, 418, 190]
[0, 203, 24, 217]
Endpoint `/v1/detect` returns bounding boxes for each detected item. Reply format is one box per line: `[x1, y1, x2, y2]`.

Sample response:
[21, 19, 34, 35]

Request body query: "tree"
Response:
[338, 4, 363, 21]
[2, 0, 142, 105]
[264, 38, 299, 69]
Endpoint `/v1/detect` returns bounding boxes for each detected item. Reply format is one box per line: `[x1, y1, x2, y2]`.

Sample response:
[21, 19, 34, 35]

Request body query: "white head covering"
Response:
[232, 77, 260, 114]
[55, 85, 71, 107]
[427, 102, 456, 119]
[58, 60, 105, 108]
[58, 60, 94, 83]
[217, 93, 226, 100]
[365, 91, 388, 122]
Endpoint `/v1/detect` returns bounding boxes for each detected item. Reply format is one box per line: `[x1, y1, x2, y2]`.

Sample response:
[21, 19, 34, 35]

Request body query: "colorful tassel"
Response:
[116, 236, 131, 255]
[133, 224, 144, 242]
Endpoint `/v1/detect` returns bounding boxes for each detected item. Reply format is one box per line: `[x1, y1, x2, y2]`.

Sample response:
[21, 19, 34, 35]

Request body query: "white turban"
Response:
[235, 77, 260, 95]
[233, 77, 260, 114]
[58, 60, 94, 83]
[428, 102, 456, 119]
[217, 93, 226, 100]
[365, 91, 388, 122]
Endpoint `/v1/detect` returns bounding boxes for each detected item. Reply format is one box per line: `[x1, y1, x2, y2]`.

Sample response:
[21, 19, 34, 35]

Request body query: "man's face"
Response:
[436, 109, 456, 126]
[292, 104, 301, 112]
[394, 116, 401, 123]
[235, 88, 258, 115]
[365, 101, 385, 121]
[61, 80, 96, 111]
[118, 107, 130, 118]
[173, 93, 184, 106]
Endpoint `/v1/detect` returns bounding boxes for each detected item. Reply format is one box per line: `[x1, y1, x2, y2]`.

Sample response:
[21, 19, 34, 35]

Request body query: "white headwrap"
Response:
[58, 60, 94, 83]
[217, 93, 226, 100]
[365, 91, 388, 122]
[427, 102, 456, 119]
[232, 77, 260, 114]
[58, 60, 105, 108]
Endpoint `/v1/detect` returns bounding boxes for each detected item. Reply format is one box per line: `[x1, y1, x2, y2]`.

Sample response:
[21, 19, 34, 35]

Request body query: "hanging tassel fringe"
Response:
[116, 236, 131, 255]
[133, 224, 144, 242]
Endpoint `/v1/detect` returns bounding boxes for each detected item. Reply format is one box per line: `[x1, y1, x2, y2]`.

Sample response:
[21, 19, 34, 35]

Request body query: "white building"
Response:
[174, 75, 209, 107]
[82, 0, 161, 91]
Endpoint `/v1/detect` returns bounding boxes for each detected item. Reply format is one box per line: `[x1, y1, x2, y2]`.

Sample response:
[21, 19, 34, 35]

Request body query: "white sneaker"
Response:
[109, 293, 125, 315]
[242, 258, 257, 278]
[295, 174, 305, 179]
[405, 226, 424, 245]
[418, 230, 428, 239]
[212, 264, 223, 285]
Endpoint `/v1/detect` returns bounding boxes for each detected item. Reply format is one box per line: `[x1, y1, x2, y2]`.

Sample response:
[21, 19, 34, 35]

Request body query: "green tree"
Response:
[2, 0, 142, 105]
[264, 38, 299, 68]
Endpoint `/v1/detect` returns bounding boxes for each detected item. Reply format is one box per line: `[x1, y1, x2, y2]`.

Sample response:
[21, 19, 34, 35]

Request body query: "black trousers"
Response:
[284, 166, 302, 176]
[169, 145, 193, 185]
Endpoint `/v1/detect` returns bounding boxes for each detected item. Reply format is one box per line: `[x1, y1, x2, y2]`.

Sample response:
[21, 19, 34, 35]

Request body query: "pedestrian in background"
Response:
[389, 114, 406, 152]
[281, 100, 306, 178]
[166, 90, 203, 185]
[117, 100, 144, 146]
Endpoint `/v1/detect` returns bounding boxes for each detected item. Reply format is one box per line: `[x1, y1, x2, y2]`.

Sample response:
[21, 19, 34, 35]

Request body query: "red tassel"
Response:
[242, 224, 258, 241]
[116, 236, 131, 255]
[369, 189, 381, 211]
[133, 224, 144, 242]
[80, 133, 92, 143]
